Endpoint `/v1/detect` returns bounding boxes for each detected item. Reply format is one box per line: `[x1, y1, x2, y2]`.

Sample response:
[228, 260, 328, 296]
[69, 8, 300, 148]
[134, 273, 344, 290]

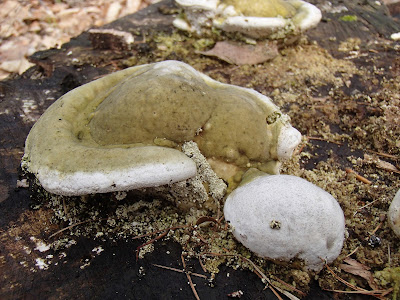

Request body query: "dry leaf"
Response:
[198, 41, 278, 65]
[0, 58, 34, 74]
[376, 160, 400, 174]
[340, 257, 379, 290]
[106, 2, 122, 23]
[125, 0, 142, 14]
[364, 154, 400, 174]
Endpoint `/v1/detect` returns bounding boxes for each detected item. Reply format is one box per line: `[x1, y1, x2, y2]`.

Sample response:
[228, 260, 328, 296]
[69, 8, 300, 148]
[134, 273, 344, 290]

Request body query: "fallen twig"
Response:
[353, 198, 379, 216]
[345, 167, 372, 184]
[49, 217, 108, 239]
[307, 136, 343, 145]
[152, 264, 208, 279]
[324, 263, 389, 299]
[370, 215, 386, 235]
[132, 224, 190, 240]
[273, 277, 306, 297]
[196, 216, 220, 227]
[136, 229, 169, 261]
[196, 232, 209, 244]
[325, 263, 367, 292]
[324, 288, 393, 296]
[340, 257, 379, 290]
[198, 256, 207, 273]
[294, 142, 307, 155]
[201, 252, 301, 300]
[182, 254, 201, 300]
[345, 246, 359, 257]
[366, 150, 399, 160]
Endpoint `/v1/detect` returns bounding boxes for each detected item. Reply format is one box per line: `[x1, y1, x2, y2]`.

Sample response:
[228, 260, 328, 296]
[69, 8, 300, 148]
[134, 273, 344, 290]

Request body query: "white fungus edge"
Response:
[35, 156, 197, 196]
[174, 0, 322, 38]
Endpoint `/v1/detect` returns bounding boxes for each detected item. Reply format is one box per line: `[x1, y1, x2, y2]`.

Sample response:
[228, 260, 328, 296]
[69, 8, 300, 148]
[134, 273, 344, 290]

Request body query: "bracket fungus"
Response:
[224, 171, 346, 271]
[22, 60, 301, 197]
[173, 0, 322, 39]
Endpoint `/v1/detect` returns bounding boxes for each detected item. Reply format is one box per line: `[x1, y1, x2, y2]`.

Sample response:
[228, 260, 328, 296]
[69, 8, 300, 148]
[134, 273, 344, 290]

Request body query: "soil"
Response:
[0, 0, 153, 80]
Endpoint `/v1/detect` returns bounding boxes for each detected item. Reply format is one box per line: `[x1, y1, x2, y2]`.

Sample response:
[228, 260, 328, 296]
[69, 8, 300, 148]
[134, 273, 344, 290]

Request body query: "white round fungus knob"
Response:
[224, 174, 345, 271]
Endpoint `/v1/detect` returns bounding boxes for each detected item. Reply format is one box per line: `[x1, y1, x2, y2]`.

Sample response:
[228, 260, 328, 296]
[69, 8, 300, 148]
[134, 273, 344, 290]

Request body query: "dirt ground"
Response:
[0, 0, 155, 80]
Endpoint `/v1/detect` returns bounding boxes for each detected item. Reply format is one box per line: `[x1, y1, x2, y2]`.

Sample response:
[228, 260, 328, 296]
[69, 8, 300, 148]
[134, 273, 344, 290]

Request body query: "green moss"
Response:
[193, 38, 215, 51]
[153, 32, 189, 55]
[375, 267, 400, 300]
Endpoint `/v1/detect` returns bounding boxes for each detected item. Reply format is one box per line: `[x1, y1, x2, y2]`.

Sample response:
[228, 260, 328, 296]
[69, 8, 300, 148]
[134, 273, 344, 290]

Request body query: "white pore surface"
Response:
[175, 0, 322, 38]
[388, 189, 400, 237]
[292, 0, 322, 31]
[391, 32, 400, 41]
[277, 125, 302, 160]
[224, 175, 345, 271]
[216, 16, 288, 38]
[175, 0, 218, 10]
[37, 149, 197, 196]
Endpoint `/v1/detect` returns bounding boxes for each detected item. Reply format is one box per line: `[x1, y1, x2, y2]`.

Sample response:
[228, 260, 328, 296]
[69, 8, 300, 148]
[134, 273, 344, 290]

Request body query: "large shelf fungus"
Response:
[173, 0, 322, 40]
[22, 60, 301, 197]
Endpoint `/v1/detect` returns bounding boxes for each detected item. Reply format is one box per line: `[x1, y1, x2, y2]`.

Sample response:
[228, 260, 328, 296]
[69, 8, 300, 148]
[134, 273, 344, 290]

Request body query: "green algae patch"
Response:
[339, 15, 358, 22]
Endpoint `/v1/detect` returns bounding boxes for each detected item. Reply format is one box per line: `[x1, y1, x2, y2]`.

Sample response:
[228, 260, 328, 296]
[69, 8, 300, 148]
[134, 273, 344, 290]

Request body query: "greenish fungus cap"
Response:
[23, 60, 301, 196]
[221, 0, 297, 18]
[173, 0, 322, 39]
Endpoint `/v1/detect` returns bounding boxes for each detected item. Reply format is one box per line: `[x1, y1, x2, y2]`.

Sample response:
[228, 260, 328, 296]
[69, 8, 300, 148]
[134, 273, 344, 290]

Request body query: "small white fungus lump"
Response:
[388, 188, 400, 237]
[224, 174, 345, 271]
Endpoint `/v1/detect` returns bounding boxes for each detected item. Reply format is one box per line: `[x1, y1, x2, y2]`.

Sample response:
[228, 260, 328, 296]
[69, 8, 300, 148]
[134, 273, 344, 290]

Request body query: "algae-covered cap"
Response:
[23, 62, 197, 196]
[23, 60, 300, 196]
